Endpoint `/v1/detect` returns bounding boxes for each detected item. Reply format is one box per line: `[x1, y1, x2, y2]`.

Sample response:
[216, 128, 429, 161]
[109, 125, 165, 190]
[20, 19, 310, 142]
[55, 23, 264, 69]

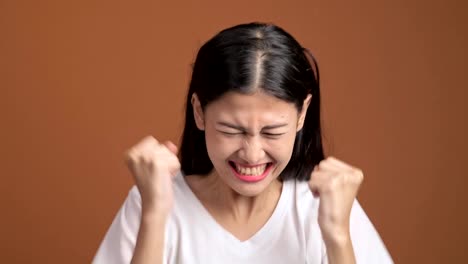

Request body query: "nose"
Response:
[238, 136, 265, 164]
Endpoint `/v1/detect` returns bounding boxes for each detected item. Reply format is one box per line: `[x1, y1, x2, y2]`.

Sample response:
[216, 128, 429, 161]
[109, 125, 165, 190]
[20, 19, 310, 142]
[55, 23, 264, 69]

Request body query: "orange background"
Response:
[1, 0, 467, 263]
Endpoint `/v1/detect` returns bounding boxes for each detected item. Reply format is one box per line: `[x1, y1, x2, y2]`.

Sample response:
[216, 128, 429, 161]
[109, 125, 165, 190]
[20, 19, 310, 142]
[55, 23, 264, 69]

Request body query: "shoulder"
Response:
[290, 180, 393, 263]
[348, 200, 394, 263]
[92, 185, 142, 263]
[291, 179, 319, 214]
[180, 174, 204, 195]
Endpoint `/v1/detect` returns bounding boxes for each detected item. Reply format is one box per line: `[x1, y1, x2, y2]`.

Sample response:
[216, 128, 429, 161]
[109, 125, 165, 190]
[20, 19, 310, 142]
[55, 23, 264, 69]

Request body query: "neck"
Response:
[202, 170, 283, 222]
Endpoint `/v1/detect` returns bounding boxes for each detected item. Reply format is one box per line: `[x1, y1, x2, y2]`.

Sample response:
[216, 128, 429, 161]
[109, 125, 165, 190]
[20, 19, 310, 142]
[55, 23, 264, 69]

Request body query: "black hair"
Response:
[179, 22, 324, 181]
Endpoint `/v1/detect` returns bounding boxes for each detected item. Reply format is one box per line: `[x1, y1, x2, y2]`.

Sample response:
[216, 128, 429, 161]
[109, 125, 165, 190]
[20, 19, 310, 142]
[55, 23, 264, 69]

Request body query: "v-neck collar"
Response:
[177, 174, 292, 251]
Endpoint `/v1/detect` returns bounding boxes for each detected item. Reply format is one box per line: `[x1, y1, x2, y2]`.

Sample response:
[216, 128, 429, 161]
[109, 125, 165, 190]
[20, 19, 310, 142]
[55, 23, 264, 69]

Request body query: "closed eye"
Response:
[262, 132, 285, 138]
[219, 131, 243, 136]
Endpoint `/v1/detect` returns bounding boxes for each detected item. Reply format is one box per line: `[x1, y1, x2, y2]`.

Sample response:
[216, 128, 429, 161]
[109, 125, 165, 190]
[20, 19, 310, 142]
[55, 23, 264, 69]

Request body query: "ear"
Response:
[297, 94, 312, 132]
[191, 93, 205, 130]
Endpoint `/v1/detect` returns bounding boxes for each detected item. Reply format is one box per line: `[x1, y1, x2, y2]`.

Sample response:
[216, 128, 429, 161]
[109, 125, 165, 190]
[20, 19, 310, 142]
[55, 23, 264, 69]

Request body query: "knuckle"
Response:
[354, 168, 364, 180]
[318, 160, 327, 168]
[140, 136, 158, 148]
[125, 149, 139, 163]
[139, 153, 151, 164]
[124, 149, 134, 160]
[143, 135, 157, 143]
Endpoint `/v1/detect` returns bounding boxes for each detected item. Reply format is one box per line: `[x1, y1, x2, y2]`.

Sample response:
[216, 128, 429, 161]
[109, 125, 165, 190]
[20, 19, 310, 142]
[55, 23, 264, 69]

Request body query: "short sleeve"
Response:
[92, 186, 142, 264]
[348, 200, 393, 263]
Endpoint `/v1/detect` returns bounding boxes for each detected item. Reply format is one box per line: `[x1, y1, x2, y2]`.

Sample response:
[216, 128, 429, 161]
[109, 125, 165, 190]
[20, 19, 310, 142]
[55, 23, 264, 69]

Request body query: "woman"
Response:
[93, 22, 393, 263]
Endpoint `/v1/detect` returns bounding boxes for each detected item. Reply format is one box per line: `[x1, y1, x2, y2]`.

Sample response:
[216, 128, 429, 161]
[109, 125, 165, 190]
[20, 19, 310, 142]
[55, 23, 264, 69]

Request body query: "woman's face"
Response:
[192, 91, 310, 196]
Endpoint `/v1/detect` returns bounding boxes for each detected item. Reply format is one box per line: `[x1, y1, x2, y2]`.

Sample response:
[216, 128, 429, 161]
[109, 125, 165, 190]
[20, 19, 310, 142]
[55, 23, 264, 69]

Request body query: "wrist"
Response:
[323, 231, 352, 248]
[320, 226, 352, 248]
[141, 203, 170, 220]
[322, 232, 355, 264]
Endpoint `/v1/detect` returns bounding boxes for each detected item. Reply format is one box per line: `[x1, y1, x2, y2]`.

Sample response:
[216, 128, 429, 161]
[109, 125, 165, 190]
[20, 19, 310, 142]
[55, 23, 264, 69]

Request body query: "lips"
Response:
[228, 161, 274, 182]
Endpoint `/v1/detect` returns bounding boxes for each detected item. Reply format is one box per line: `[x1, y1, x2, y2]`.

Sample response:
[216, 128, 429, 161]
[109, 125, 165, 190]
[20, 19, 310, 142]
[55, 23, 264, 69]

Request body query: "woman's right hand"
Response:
[125, 136, 181, 216]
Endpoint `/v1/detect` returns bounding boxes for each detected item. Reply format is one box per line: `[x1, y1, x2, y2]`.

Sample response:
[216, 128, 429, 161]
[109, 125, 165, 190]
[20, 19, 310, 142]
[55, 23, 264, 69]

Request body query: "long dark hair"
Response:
[179, 22, 324, 181]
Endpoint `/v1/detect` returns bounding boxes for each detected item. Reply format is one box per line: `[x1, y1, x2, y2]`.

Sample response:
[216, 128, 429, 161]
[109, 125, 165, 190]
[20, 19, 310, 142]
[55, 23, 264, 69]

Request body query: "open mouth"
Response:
[228, 161, 274, 182]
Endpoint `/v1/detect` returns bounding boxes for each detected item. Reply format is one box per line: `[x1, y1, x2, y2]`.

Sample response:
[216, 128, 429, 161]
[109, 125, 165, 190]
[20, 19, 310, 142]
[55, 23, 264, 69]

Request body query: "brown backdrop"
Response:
[1, 0, 467, 263]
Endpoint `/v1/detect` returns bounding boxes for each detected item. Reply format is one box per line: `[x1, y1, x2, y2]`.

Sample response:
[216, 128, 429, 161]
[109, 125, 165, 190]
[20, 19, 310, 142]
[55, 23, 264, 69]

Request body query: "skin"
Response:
[125, 91, 362, 264]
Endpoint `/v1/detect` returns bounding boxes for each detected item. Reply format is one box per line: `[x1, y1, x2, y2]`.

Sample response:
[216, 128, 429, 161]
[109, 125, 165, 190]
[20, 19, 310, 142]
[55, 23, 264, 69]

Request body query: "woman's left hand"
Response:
[309, 157, 364, 244]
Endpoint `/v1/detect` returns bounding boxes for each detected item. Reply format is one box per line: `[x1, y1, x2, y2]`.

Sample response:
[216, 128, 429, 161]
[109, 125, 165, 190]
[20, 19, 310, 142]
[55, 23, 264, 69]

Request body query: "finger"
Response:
[140, 135, 158, 145]
[308, 176, 322, 197]
[163, 141, 179, 155]
[149, 146, 180, 176]
[317, 159, 342, 172]
[308, 179, 320, 197]
[351, 169, 365, 184]
[311, 190, 320, 198]
[142, 153, 156, 173]
[309, 170, 331, 182]
[125, 158, 138, 177]
[327, 156, 354, 170]
[164, 151, 181, 176]
[308, 170, 331, 194]
[124, 147, 135, 164]
[124, 148, 140, 173]
[139, 137, 159, 155]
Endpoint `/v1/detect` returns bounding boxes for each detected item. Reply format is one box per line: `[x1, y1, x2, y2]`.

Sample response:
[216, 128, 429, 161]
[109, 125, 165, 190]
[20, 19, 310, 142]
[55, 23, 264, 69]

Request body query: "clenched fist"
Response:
[309, 157, 364, 244]
[125, 136, 181, 216]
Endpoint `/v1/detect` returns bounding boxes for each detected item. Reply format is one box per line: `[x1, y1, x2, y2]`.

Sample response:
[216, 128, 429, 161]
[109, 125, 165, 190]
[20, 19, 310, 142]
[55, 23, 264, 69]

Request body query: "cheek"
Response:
[267, 134, 297, 162]
[204, 129, 238, 159]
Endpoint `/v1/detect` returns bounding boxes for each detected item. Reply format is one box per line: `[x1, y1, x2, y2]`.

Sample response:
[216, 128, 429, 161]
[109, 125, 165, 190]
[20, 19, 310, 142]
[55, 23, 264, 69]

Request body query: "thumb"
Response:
[309, 165, 321, 197]
[163, 141, 179, 155]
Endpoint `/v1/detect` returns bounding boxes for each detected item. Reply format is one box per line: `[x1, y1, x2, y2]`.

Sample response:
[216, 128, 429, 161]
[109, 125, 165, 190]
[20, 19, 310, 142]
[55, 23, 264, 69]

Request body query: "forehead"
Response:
[205, 91, 298, 122]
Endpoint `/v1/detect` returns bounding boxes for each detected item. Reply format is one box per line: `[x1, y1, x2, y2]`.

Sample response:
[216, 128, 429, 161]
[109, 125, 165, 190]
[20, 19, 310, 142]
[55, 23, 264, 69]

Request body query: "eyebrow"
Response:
[216, 121, 288, 130]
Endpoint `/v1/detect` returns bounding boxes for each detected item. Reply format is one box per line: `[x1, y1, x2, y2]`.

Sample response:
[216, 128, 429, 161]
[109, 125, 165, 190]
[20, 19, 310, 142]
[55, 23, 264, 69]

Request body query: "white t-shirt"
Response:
[93, 173, 393, 263]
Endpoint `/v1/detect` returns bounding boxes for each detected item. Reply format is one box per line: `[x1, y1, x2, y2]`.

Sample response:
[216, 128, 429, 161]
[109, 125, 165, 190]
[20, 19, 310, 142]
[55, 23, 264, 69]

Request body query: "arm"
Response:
[309, 157, 363, 264]
[309, 157, 393, 263]
[130, 210, 167, 264]
[323, 232, 356, 264]
[125, 136, 180, 263]
[92, 187, 171, 264]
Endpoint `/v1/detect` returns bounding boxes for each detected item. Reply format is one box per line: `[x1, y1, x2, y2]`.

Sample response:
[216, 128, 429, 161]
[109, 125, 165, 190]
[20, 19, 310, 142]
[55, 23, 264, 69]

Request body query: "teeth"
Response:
[235, 163, 267, 176]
